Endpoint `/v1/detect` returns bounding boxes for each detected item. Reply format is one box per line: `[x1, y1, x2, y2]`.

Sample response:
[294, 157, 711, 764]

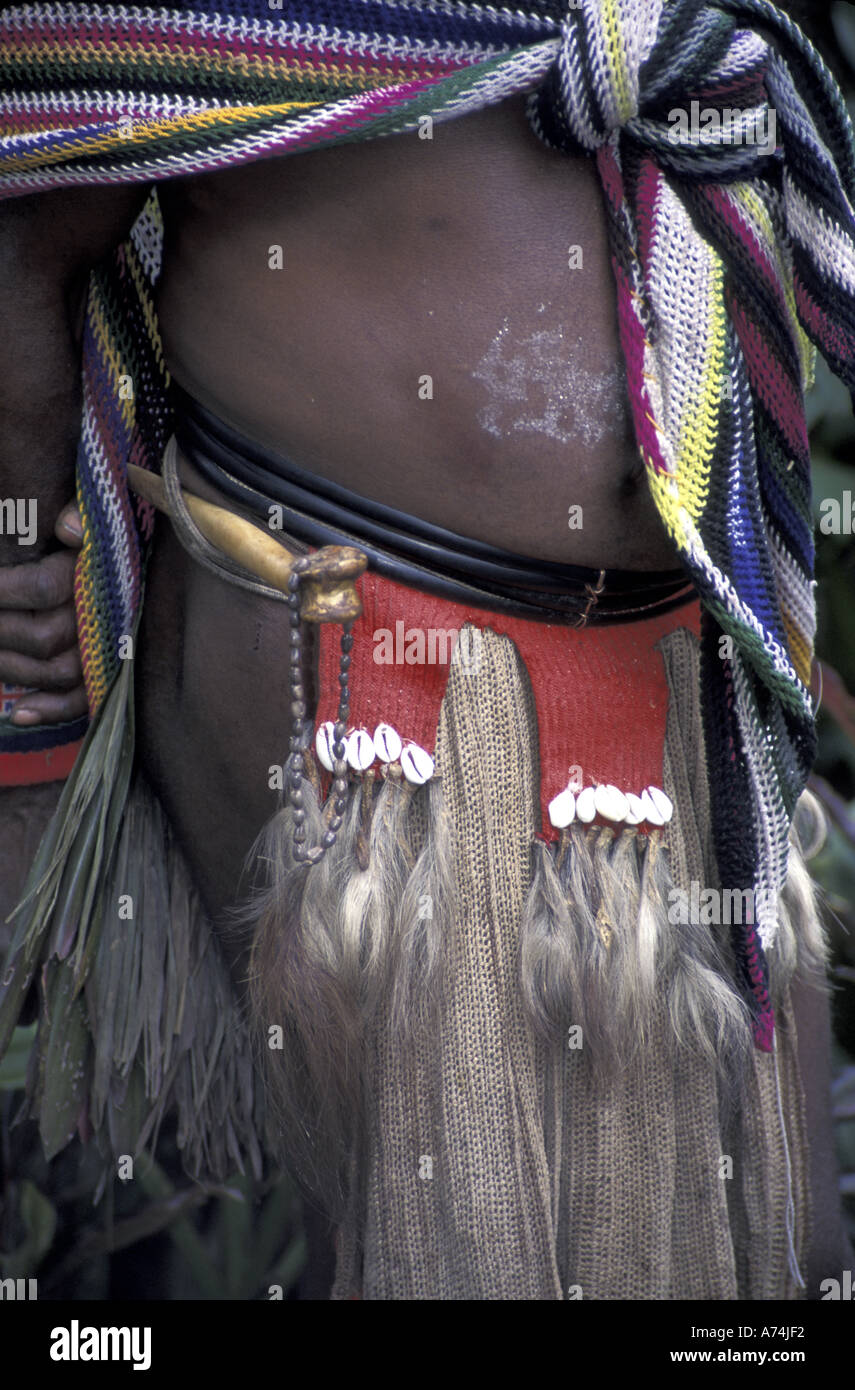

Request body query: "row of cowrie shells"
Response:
[548, 782, 673, 829]
[315, 721, 435, 786]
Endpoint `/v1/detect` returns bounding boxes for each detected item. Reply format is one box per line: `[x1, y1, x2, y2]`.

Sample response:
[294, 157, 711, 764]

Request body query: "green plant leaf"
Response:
[0, 1022, 36, 1091]
[38, 969, 90, 1160]
[0, 1180, 57, 1278]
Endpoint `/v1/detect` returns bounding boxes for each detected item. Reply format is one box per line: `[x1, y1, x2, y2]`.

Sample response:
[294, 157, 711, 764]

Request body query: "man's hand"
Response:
[0, 502, 86, 725]
[0, 186, 144, 730]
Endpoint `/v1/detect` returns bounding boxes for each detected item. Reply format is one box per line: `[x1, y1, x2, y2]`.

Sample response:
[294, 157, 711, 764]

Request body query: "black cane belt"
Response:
[169, 383, 697, 627]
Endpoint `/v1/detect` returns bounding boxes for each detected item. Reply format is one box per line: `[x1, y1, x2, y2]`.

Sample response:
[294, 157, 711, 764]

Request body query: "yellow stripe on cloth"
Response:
[602, 0, 635, 125]
[0, 101, 322, 173]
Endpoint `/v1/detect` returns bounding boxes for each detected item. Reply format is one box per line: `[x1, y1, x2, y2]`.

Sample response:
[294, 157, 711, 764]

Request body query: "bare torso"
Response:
[139, 95, 680, 953]
[154, 95, 676, 568]
[1, 86, 846, 1300]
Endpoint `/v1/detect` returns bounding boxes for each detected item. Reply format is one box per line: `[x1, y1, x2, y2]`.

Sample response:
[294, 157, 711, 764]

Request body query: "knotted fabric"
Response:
[1, 0, 855, 1047]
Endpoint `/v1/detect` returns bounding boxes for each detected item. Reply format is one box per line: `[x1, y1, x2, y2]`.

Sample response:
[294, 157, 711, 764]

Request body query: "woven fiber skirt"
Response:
[1, 564, 816, 1298]
[282, 574, 818, 1301]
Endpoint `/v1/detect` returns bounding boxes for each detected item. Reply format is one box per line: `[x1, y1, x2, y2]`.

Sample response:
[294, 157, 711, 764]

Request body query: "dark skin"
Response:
[145, 96, 674, 941]
[0, 94, 850, 1295]
[154, 98, 669, 567]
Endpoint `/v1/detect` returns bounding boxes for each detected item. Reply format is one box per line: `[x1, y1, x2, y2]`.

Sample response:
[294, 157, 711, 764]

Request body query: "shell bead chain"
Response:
[286, 558, 353, 866]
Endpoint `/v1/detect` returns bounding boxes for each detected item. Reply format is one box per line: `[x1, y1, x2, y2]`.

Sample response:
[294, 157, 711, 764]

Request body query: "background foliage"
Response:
[797, 0, 855, 1250]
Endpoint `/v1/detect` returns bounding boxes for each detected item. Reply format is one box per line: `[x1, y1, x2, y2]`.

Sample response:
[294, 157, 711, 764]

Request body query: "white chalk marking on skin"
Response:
[471, 317, 628, 447]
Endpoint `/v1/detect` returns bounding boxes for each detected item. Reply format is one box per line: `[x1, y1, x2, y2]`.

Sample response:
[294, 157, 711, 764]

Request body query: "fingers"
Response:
[0, 602, 78, 659]
[54, 504, 83, 548]
[0, 645, 82, 692]
[7, 685, 89, 726]
[0, 549, 77, 611]
[0, 508, 85, 726]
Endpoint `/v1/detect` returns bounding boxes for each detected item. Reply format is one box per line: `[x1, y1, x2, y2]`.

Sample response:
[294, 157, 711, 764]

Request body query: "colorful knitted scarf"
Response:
[2, 0, 855, 1052]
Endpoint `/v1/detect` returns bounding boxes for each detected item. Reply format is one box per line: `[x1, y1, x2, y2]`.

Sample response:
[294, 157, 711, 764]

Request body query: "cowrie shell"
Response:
[345, 728, 375, 772]
[645, 785, 673, 824]
[373, 723, 402, 764]
[594, 783, 628, 823]
[624, 792, 645, 826]
[315, 721, 337, 773]
[575, 786, 596, 823]
[548, 787, 576, 829]
[640, 788, 664, 826]
[401, 742, 434, 785]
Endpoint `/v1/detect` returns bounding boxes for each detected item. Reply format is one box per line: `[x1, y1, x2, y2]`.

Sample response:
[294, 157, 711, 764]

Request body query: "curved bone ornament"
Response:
[401, 742, 435, 785]
[346, 728, 376, 772]
[128, 461, 367, 618]
[548, 787, 576, 829]
[575, 786, 596, 823]
[594, 783, 629, 823]
[373, 723, 403, 764]
[315, 721, 337, 773]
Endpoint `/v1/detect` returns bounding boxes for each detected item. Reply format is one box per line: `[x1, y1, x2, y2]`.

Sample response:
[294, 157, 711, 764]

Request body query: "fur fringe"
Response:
[519, 787, 831, 1084]
[316, 774, 413, 1012]
[519, 825, 753, 1083]
[247, 763, 828, 1214]
[244, 766, 454, 1218]
[245, 785, 363, 1218]
[768, 787, 830, 1000]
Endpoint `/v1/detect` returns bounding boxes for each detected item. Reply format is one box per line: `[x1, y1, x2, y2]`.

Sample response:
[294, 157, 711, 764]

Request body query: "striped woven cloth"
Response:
[2, 0, 854, 1049]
